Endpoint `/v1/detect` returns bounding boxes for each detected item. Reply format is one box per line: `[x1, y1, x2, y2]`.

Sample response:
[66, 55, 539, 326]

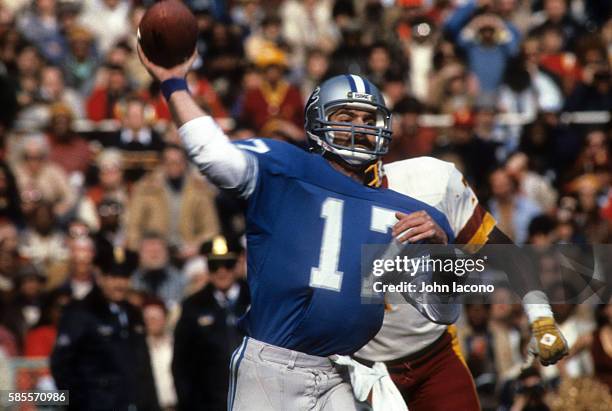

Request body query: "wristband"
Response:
[522, 290, 553, 323]
[160, 77, 188, 101]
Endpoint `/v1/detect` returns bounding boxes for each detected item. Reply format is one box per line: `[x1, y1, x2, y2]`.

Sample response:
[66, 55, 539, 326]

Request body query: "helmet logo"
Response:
[347, 91, 375, 103]
[307, 86, 321, 107]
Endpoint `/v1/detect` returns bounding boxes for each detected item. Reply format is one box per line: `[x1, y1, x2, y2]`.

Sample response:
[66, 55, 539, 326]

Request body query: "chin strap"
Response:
[317, 148, 383, 188]
[364, 161, 383, 188]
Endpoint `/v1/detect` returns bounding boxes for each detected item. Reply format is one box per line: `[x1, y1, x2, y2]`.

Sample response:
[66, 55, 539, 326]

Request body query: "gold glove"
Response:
[530, 317, 569, 366]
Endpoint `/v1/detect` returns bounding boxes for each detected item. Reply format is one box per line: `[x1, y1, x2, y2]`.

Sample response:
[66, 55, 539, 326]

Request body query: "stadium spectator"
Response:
[78, 0, 130, 55]
[173, 235, 249, 411]
[51, 260, 160, 411]
[0, 264, 46, 352]
[18, 201, 69, 275]
[529, 0, 585, 50]
[505, 152, 558, 214]
[298, 48, 330, 105]
[240, 45, 303, 134]
[497, 43, 563, 151]
[86, 63, 131, 121]
[186, 70, 228, 119]
[328, 22, 368, 76]
[459, 303, 498, 410]
[45, 103, 92, 178]
[77, 148, 128, 230]
[435, 109, 500, 194]
[538, 24, 582, 95]
[181, 255, 208, 297]
[380, 68, 409, 110]
[143, 297, 177, 411]
[403, 16, 437, 101]
[23, 288, 71, 357]
[280, 0, 337, 69]
[92, 197, 136, 274]
[63, 25, 99, 93]
[452, 13, 520, 93]
[13, 134, 76, 219]
[16, 0, 65, 64]
[564, 63, 612, 114]
[13, 44, 43, 110]
[131, 232, 185, 311]
[230, 0, 265, 36]
[570, 175, 611, 243]
[0, 221, 25, 299]
[0, 162, 23, 226]
[54, 235, 96, 300]
[122, 5, 150, 89]
[39, 65, 84, 118]
[385, 96, 436, 161]
[106, 96, 164, 182]
[244, 13, 285, 66]
[488, 168, 542, 244]
[0, 324, 18, 357]
[198, 21, 245, 107]
[126, 143, 220, 256]
[567, 128, 611, 182]
[365, 42, 392, 88]
[427, 62, 475, 114]
[508, 367, 553, 411]
[567, 302, 612, 393]
[488, 287, 523, 379]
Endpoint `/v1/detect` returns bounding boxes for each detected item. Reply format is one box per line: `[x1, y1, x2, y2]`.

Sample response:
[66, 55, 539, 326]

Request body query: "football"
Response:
[137, 0, 198, 69]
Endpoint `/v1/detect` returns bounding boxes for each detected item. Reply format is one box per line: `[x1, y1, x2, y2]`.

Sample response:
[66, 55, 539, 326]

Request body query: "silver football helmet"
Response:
[305, 75, 392, 167]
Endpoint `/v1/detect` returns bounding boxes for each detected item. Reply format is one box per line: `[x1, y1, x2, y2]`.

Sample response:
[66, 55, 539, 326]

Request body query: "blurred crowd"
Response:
[0, 0, 610, 410]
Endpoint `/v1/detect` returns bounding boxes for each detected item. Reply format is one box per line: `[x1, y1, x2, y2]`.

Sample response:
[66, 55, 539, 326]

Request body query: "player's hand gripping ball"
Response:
[137, 0, 198, 69]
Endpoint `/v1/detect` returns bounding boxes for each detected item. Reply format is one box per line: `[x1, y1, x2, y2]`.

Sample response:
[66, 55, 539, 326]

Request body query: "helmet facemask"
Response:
[305, 76, 393, 170]
[308, 100, 392, 167]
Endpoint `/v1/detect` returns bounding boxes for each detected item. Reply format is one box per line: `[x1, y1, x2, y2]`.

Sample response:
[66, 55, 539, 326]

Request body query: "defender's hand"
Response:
[529, 317, 569, 366]
[137, 42, 197, 82]
[392, 211, 448, 244]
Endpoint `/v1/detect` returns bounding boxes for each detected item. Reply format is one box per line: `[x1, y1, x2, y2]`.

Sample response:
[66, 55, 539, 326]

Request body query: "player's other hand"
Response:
[393, 211, 448, 244]
[529, 317, 569, 366]
[137, 43, 197, 82]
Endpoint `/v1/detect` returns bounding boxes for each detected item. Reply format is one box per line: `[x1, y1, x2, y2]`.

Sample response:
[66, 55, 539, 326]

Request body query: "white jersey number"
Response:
[310, 198, 398, 292]
[234, 139, 270, 154]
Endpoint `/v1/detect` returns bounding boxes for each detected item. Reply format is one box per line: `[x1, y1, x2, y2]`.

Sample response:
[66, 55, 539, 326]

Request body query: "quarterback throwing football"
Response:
[138, 46, 454, 410]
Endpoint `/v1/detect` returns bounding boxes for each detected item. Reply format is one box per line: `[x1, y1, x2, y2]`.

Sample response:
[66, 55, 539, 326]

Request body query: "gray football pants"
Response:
[228, 337, 360, 411]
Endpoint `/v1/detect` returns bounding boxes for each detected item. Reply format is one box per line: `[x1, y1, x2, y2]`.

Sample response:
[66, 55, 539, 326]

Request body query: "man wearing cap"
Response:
[173, 235, 249, 411]
[51, 261, 159, 411]
[240, 45, 304, 135]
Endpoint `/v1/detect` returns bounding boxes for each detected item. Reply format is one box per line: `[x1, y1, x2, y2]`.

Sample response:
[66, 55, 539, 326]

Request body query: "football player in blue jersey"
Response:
[138, 46, 454, 411]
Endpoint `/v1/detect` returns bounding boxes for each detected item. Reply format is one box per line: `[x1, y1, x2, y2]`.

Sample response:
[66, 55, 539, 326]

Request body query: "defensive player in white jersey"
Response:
[354, 157, 569, 410]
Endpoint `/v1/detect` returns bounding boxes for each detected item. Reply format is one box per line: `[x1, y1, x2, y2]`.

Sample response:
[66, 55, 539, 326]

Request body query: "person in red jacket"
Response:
[86, 64, 131, 121]
[240, 46, 303, 135]
[24, 288, 71, 358]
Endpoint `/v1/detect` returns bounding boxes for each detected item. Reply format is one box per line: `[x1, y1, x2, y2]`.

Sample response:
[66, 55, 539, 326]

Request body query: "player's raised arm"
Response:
[137, 44, 255, 196]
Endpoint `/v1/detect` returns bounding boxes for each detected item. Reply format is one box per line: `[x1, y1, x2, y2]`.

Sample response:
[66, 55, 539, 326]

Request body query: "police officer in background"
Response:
[172, 235, 250, 411]
[50, 260, 160, 411]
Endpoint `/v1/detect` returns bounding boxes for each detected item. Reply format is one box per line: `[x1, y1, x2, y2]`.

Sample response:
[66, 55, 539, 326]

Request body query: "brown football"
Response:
[138, 0, 198, 69]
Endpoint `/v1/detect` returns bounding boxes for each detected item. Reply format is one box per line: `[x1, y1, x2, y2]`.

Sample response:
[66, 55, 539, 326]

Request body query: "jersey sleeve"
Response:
[231, 138, 304, 194]
[179, 116, 257, 198]
[441, 166, 496, 248]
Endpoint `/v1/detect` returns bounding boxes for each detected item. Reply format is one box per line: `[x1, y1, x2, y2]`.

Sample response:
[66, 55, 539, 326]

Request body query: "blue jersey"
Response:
[234, 139, 453, 356]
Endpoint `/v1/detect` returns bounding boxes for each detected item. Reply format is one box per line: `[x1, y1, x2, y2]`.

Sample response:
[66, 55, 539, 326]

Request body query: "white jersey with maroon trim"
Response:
[355, 157, 497, 361]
